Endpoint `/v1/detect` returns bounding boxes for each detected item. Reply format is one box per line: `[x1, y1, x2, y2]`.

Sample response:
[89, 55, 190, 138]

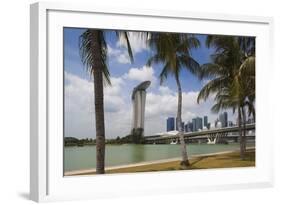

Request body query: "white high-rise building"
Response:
[131, 81, 151, 135]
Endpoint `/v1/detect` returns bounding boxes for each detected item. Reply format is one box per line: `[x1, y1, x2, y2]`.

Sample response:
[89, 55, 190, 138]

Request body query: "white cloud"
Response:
[143, 88, 224, 135]
[123, 65, 157, 86]
[64, 72, 129, 138]
[64, 71, 236, 139]
[117, 53, 131, 64]
[158, 86, 173, 95]
[64, 72, 95, 138]
[104, 77, 126, 113]
[145, 89, 199, 120]
[104, 77, 124, 96]
[143, 90, 193, 135]
[107, 45, 130, 64]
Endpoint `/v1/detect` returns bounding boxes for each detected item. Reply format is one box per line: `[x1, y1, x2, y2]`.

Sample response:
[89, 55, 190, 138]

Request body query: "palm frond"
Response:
[197, 76, 228, 103]
[79, 29, 111, 86]
[115, 31, 134, 63]
[179, 54, 201, 76]
[159, 62, 172, 85]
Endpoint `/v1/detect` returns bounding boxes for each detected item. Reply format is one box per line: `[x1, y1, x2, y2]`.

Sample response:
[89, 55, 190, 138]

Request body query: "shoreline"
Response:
[64, 147, 255, 176]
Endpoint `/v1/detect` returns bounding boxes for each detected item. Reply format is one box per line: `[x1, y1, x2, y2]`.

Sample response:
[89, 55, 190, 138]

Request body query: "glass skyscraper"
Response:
[197, 117, 203, 130]
[204, 116, 208, 128]
[166, 117, 175, 131]
[192, 118, 196, 132]
[219, 112, 228, 127]
[192, 117, 203, 131]
[188, 122, 193, 132]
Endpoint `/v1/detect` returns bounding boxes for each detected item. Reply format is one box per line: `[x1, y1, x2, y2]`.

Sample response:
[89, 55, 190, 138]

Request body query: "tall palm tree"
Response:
[147, 33, 200, 167]
[197, 35, 255, 160]
[79, 29, 133, 174]
[232, 54, 255, 159]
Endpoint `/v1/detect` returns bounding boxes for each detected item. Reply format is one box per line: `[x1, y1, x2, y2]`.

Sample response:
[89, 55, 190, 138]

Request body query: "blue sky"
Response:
[63, 28, 235, 139]
[64, 28, 213, 91]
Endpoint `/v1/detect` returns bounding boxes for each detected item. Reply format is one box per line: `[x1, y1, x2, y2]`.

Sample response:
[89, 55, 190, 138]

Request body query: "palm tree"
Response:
[147, 33, 200, 167]
[197, 35, 255, 160]
[79, 29, 133, 174]
[232, 54, 255, 159]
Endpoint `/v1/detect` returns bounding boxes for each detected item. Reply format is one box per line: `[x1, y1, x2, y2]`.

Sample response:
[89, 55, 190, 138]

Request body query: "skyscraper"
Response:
[228, 121, 234, 127]
[166, 117, 175, 131]
[219, 112, 228, 127]
[131, 81, 151, 137]
[188, 122, 193, 132]
[204, 116, 208, 128]
[185, 121, 193, 132]
[192, 118, 196, 132]
[192, 117, 203, 131]
[196, 117, 203, 130]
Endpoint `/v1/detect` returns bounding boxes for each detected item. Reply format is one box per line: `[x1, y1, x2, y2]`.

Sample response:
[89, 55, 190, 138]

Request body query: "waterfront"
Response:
[64, 142, 255, 172]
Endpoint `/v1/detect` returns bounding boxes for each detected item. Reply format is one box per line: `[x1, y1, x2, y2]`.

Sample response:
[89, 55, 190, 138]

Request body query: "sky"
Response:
[64, 28, 237, 139]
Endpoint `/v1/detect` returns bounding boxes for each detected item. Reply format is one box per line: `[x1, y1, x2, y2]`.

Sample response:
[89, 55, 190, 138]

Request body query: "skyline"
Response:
[166, 111, 234, 133]
[64, 28, 237, 139]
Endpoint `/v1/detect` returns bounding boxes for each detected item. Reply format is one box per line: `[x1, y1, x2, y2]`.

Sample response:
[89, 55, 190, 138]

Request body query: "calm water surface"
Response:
[64, 143, 254, 172]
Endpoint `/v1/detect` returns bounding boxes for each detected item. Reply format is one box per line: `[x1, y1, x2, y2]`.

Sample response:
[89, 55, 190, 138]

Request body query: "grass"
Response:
[106, 149, 255, 174]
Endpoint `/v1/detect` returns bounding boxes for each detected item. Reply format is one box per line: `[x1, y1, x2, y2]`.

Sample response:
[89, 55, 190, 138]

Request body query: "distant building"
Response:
[228, 121, 234, 127]
[219, 112, 228, 127]
[192, 117, 203, 131]
[185, 121, 193, 132]
[166, 117, 175, 131]
[192, 118, 196, 132]
[131, 81, 151, 140]
[188, 122, 193, 132]
[197, 117, 203, 130]
[204, 116, 208, 128]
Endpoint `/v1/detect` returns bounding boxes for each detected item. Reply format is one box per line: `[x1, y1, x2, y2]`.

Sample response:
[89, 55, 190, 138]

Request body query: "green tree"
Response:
[79, 29, 133, 174]
[147, 33, 200, 167]
[197, 35, 255, 159]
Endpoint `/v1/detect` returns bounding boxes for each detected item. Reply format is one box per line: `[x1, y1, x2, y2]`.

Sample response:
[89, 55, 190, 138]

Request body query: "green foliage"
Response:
[79, 29, 134, 86]
[131, 128, 145, 144]
[147, 33, 201, 84]
[197, 35, 255, 119]
[64, 137, 95, 147]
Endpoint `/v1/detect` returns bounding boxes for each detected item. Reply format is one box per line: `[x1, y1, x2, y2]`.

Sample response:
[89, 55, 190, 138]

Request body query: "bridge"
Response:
[144, 123, 255, 144]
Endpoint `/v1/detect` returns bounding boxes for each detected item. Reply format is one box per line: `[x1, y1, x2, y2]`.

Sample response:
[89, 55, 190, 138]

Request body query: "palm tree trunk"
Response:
[91, 30, 106, 174]
[175, 75, 189, 167]
[241, 106, 247, 160]
[238, 106, 245, 160]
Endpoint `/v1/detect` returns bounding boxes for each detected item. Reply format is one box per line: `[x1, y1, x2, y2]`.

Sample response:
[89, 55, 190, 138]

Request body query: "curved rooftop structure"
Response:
[131, 81, 151, 100]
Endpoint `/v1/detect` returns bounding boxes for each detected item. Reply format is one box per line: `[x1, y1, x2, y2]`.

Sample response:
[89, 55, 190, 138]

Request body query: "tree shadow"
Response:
[190, 157, 207, 166]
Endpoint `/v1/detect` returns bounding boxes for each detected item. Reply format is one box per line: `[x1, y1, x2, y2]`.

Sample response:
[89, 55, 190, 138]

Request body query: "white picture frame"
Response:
[30, 1, 274, 202]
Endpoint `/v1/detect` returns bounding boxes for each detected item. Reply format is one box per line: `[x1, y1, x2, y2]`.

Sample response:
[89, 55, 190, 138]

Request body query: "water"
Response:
[64, 143, 254, 172]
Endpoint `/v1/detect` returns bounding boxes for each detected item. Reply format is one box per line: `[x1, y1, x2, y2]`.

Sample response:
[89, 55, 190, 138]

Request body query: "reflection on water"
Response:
[130, 145, 145, 162]
[64, 142, 255, 172]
